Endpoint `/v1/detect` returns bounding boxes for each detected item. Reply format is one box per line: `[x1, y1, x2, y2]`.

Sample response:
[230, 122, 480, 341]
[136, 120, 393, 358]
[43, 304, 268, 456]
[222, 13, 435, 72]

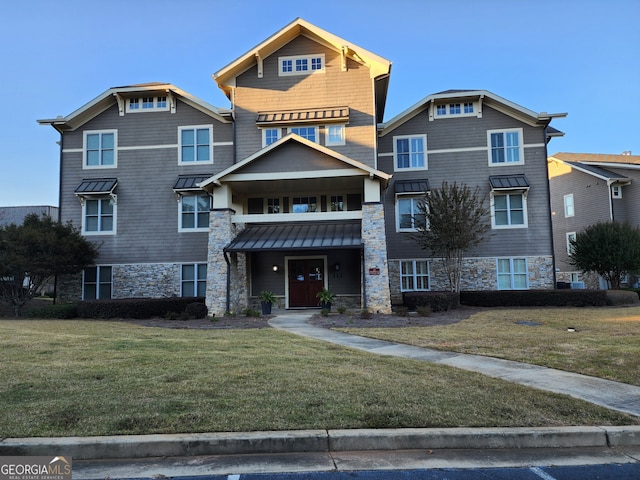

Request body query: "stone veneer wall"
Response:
[362, 203, 392, 313]
[388, 255, 555, 303]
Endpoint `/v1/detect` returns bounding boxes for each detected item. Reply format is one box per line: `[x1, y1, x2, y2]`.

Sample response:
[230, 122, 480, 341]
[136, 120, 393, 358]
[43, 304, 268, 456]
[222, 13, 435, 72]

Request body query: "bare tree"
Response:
[412, 181, 490, 292]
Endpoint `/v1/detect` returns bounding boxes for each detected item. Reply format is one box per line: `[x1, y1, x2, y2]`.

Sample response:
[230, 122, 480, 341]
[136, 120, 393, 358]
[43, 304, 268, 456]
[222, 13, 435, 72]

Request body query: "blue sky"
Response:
[1, 0, 638, 207]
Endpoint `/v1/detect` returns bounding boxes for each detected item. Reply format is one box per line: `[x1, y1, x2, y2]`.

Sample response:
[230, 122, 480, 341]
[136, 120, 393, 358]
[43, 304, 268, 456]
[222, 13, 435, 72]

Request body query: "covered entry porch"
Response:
[224, 222, 364, 310]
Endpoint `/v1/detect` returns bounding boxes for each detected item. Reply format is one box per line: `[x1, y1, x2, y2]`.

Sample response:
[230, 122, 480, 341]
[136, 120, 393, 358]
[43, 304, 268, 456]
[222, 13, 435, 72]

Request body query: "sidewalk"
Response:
[268, 311, 640, 417]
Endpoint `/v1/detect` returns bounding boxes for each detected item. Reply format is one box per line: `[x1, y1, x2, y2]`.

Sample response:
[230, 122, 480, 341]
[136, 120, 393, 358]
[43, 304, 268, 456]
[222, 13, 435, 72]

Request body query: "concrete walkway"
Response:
[268, 312, 640, 418]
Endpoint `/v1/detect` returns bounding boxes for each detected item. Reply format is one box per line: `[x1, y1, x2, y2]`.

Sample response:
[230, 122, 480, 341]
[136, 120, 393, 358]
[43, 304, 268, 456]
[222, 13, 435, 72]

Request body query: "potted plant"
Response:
[316, 288, 336, 311]
[260, 290, 277, 315]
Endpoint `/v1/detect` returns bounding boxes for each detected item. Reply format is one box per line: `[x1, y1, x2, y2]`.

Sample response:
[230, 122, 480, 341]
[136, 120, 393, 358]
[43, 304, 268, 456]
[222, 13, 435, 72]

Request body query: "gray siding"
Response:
[234, 35, 377, 165]
[59, 100, 233, 264]
[379, 106, 553, 260]
[0, 206, 59, 226]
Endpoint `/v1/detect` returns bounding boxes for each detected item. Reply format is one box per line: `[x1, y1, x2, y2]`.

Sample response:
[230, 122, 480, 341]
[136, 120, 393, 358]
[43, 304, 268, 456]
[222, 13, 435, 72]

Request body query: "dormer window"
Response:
[126, 96, 170, 113]
[434, 101, 477, 118]
[279, 54, 325, 76]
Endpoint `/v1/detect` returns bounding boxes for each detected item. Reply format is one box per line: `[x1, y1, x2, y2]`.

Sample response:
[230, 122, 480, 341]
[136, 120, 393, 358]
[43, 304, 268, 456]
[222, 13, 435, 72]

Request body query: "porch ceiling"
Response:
[224, 221, 363, 252]
[225, 176, 363, 194]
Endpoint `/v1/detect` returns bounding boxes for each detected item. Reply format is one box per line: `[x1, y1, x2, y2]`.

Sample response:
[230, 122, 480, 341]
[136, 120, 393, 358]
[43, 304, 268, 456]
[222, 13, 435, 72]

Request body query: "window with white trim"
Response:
[267, 198, 280, 214]
[262, 128, 281, 147]
[435, 101, 476, 118]
[497, 258, 528, 290]
[611, 185, 623, 198]
[181, 263, 207, 297]
[567, 232, 577, 255]
[83, 198, 115, 234]
[279, 54, 325, 76]
[330, 195, 344, 212]
[396, 195, 426, 232]
[292, 196, 317, 213]
[83, 266, 112, 300]
[564, 194, 575, 217]
[84, 130, 116, 168]
[289, 126, 318, 143]
[488, 129, 523, 165]
[179, 126, 212, 164]
[492, 193, 527, 228]
[326, 125, 345, 146]
[400, 260, 430, 291]
[180, 194, 210, 231]
[394, 135, 427, 170]
[126, 96, 169, 113]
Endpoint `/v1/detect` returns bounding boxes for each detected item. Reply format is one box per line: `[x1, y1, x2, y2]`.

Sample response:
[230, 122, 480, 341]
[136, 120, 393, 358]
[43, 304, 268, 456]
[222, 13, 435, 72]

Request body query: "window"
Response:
[567, 232, 577, 254]
[612, 185, 623, 198]
[326, 125, 345, 146]
[292, 196, 317, 213]
[83, 266, 112, 300]
[289, 126, 318, 143]
[330, 195, 344, 212]
[497, 258, 528, 290]
[126, 96, 169, 112]
[180, 195, 210, 231]
[394, 135, 427, 170]
[279, 54, 325, 76]
[397, 196, 426, 231]
[263, 128, 281, 147]
[434, 101, 476, 118]
[488, 129, 523, 165]
[179, 126, 212, 164]
[400, 260, 430, 291]
[84, 130, 116, 168]
[83, 198, 115, 234]
[181, 264, 207, 297]
[267, 198, 280, 214]
[492, 193, 526, 228]
[564, 194, 575, 217]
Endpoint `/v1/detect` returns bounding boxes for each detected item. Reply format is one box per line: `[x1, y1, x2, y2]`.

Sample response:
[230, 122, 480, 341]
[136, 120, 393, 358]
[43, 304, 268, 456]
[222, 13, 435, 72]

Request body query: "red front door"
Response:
[288, 258, 325, 307]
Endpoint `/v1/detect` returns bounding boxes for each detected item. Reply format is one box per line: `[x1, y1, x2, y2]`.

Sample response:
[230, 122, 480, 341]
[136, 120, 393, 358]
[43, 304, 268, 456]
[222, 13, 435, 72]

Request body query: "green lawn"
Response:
[340, 306, 640, 386]
[0, 318, 638, 438]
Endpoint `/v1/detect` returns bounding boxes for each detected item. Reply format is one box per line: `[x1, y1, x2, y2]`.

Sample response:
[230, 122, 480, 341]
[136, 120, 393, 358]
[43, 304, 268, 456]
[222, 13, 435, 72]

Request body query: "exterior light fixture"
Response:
[272, 265, 279, 272]
[334, 263, 340, 271]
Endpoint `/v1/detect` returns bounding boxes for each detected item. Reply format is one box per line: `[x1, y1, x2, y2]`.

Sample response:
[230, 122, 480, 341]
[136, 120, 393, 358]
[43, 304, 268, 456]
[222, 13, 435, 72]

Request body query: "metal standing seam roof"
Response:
[224, 222, 363, 252]
[256, 107, 349, 125]
[394, 179, 430, 193]
[489, 174, 529, 190]
[173, 174, 213, 191]
[74, 178, 118, 194]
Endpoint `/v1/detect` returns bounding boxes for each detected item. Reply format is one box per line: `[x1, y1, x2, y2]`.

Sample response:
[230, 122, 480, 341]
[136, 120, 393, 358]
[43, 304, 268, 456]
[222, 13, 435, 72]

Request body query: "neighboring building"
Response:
[39, 19, 565, 315]
[0, 206, 59, 227]
[548, 152, 640, 289]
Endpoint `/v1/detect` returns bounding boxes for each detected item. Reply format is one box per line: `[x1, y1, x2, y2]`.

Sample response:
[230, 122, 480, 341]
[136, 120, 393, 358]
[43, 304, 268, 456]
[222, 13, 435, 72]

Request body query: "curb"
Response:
[1, 426, 640, 460]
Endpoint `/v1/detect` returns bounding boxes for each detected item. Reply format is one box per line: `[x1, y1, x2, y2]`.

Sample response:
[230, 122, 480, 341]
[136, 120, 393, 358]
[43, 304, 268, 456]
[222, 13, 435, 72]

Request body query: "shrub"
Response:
[403, 292, 459, 312]
[76, 297, 206, 319]
[242, 308, 261, 317]
[393, 306, 409, 317]
[320, 308, 330, 317]
[416, 306, 432, 317]
[360, 309, 372, 319]
[23, 303, 78, 319]
[459, 290, 608, 307]
[185, 302, 209, 319]
[606, 290, 639, 305]
[337, 306, 347, 314]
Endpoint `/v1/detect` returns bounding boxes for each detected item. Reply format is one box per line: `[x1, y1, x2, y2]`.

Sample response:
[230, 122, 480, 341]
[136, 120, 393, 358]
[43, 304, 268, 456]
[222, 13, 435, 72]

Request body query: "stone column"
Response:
[362, 202, 392, 314]
[206, 209, 234, 317]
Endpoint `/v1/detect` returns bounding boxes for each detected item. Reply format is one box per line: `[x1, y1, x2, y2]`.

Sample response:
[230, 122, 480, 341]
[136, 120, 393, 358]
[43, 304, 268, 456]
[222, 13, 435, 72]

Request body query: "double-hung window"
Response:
[394, 135, 427, 170]
[83, 266, 112, 299]
[289, 126, 318, 143]
[180, 195, 210, 231]
[566, 232, 577, 255]
[488, 129, 523, 165]
[179, 126, 212, 164]
[181, 264, 207, 297]
[292, 196, 317, 213]
[492, 193, 526, 228]
[263, 128, 281, 147]
[564, 194, 575, 217]
[84, 130, 116, 168]
[396, 196, 426, 231]
[497, 258, 528, 290]
[326, 125, 345, 146]
[83, 198, 115, 234]
[400, 260, 430, 291]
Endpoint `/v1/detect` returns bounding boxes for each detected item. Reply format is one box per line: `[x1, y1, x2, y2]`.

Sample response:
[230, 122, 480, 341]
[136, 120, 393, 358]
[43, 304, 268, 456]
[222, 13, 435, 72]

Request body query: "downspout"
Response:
[224, 251, 231, 313]
[53, 131, 64, 305]
[607, 180, 615, 221]
[543, 126, 557, 288]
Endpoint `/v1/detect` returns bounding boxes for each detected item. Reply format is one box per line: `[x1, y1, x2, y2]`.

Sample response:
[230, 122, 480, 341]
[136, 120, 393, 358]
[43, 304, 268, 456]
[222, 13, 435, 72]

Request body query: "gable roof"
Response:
[551, 152, 640, 166]
[212, 18, 392, 121]
[37, 83, 232, 133]
[199, 133, 391, 190]
[379, 90, 567, 136]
